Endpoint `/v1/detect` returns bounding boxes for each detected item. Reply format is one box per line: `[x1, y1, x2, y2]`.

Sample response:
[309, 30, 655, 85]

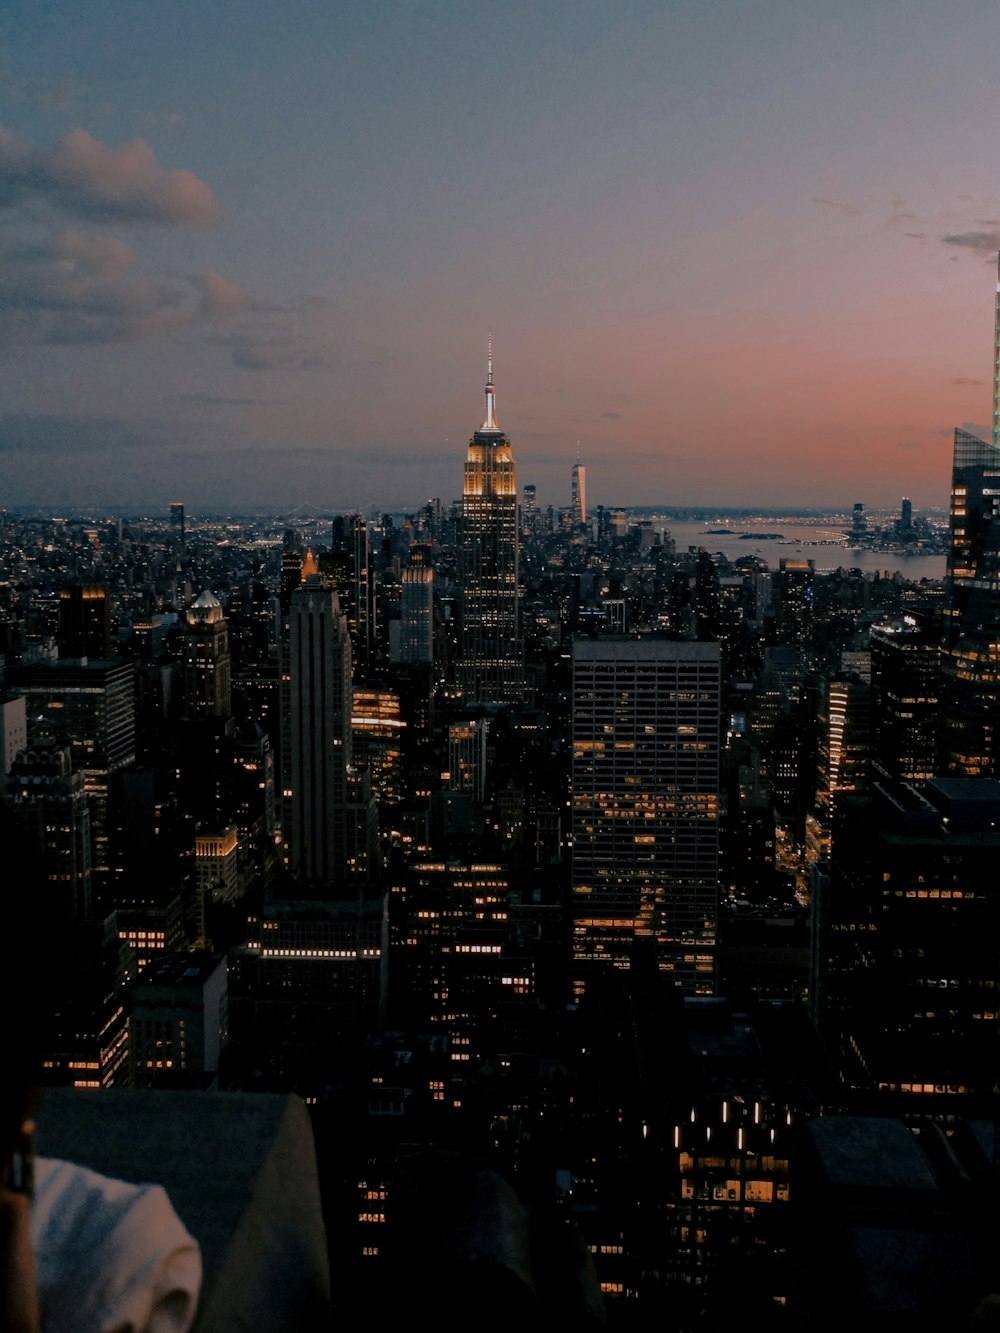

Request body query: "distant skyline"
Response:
[2, 2, 1000, 512]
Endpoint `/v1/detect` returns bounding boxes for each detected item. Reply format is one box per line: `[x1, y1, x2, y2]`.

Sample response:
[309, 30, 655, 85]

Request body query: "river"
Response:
[658, 518, 946, 581]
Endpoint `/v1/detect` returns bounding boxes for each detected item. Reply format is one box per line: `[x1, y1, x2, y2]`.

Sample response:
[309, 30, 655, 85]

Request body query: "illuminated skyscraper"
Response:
[326, 513, 374, 677]
[397, 559, 434, 665]
[182, 590, 231, 719]
[457, 339, 523, 704]
[571, 458, 587, 529]
[571, 637, 721, 993]
[939, 258, 1000, 776]
[940, 425, 1000, 776]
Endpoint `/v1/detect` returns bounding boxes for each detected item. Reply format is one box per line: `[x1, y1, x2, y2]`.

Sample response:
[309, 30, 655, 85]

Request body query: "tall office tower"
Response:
[814, 674, 870, 851]
[448, 716, 489, 801]
[777, 558, 815, 657]
[521, 483, 538, 538]
[278, 530, 304, 851]
[386, 859, 529, 1056]
[850, 502, 867, 542]
[397, 561, 434, 665]
[939, 425, 1000, 776]
[327, 513, 374, 677]
[9, 657, 135, 908]
[58, 583, 112, 660]
[352, 683, 405, 808]
[8, 741, 92, 920]
[170, 501, 186, 549]
[571, 638, 721, 993]
[457, 341, 523, 705]
[898, 496, 914, 540]
[182, 590, 231, 718]
[130, 953, 227, 1088]
[870, 616, 940, 782]
[289, 564, 353, 887]
[571, 459, 587, 529]
[817, 779, 1000, 1105]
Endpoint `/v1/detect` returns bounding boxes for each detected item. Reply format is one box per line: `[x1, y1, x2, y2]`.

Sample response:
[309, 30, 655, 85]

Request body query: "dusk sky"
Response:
[3, 1, 1000, 514]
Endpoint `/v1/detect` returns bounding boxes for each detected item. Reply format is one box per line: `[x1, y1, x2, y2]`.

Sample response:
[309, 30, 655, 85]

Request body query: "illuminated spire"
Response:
[993, 252, 1000, 450]
[481, 329, 499, 431]
[301, 547, 318, 580]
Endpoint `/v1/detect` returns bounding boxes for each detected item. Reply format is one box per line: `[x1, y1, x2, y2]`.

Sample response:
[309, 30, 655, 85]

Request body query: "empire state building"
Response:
[457, 341, 524, 704]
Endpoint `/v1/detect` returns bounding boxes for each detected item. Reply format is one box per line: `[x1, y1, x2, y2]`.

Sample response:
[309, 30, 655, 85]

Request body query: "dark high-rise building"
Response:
[870, 615, 940, 782]
[8, 740, 92, 921]
[571, 637, 721, 993]
[817, 778, 1000, 1106]
[327, 513, 374, 678]
[58, 583, 112, 660]
[940, 426, 1000, 777]
[521, 483, 538, 538]
[278, 530, 304, 850]
[898, 495, 914, 540]
[396, 562, 434, 666]
[777, 558, 814, 656]
[289, 559, 353, 887]
[182, 590, 231, 719]
[457, 341, 523, 705]
[9, 657, 135, 905]
[169, 501, 186, 549]
[571, 459, 587, 529]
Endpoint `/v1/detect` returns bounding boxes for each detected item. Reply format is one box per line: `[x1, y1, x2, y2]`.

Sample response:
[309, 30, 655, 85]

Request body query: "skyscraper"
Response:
[870, 615, 939, 782]
[289, 559, 353, 887]
[58, 583, 112, 660]
[571, 458, 587, 529]
[327, 513, 374, 678]
[397, 559, 434, 666]
[819, 779, 1000, 1104]
[938, 257, 1000, 776]
[940, 426, 1000, 776]
[169, 501, 186, 550]
[457, 339, 523, 705]
[571, 637, 721, 993]
[182, 590, 231, 719]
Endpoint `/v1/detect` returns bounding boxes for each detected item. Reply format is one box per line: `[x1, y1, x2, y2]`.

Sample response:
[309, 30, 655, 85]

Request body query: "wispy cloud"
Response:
[812, 196, 861, 216]
[600, 411, 624, 420]
[941, 229, 1000, 257]
[175, 393, 283, 407]
[228, 334, 329, 372]
[0, 230, 245, 346]
[0, 124, 222, 225]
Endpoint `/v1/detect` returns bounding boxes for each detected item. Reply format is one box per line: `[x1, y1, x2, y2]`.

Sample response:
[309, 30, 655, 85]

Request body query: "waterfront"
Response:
[659, 517, 947, 581]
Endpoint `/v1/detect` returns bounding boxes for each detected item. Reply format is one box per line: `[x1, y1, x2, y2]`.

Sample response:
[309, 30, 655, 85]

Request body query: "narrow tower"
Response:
[939, 256, 1000, 776]
[289, 559, 354, 886]
[457, 336, 523, 704]
[571, 453, 587, 530]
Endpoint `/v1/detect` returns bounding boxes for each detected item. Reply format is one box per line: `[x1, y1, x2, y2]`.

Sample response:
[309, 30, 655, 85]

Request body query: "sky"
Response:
[2, 0, 1000, 514]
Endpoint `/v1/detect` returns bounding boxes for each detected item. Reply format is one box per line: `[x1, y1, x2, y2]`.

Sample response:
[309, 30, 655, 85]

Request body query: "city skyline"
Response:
[4, 3, 1000, 510]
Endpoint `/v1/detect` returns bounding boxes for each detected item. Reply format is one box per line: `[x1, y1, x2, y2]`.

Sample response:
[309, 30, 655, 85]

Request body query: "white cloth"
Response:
[30, 1157, 201, 1333]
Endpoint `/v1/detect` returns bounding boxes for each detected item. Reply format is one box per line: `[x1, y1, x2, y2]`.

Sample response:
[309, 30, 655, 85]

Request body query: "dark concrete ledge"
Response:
[35, 1086, 332, 1331]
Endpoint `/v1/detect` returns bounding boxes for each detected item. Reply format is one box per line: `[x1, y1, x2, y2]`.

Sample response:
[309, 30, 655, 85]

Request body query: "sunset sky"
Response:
[2, 1, 1000, 513]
